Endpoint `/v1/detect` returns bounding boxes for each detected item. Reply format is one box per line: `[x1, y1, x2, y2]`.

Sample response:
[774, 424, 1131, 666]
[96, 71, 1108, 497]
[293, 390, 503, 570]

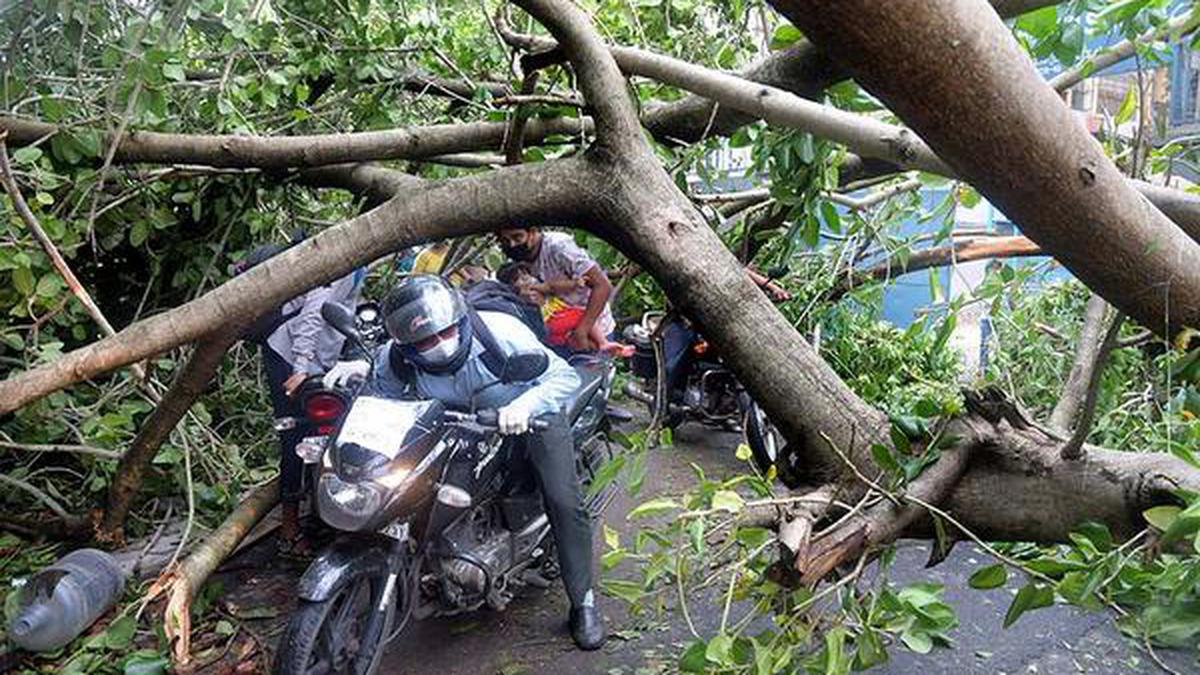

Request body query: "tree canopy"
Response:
[1, 0, 1199, 671]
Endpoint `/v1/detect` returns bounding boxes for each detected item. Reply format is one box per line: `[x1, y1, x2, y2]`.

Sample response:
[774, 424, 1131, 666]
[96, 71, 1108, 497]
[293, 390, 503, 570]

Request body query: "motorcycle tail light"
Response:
[305, 393, 345, 434]
[693, 340, 710, 355]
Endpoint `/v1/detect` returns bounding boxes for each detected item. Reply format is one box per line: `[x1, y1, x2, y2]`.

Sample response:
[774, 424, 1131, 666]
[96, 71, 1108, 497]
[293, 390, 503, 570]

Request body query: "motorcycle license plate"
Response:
[336, 397, 437, 458]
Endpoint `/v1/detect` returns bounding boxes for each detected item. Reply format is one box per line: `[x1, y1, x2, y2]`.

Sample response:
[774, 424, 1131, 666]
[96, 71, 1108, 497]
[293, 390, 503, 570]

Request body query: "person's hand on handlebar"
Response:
[323, 360, 370, 389]
[497, 399, 537, 435]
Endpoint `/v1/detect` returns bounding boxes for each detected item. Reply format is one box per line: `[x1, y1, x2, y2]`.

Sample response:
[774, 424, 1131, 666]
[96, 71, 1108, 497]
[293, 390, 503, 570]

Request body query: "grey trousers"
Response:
[523, 413, 594, 608]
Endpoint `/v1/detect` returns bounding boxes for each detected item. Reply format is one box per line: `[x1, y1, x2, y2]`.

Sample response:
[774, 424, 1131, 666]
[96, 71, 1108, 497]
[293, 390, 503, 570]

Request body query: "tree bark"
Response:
[498, 25, 1200, 246]
[0, 115, 588, 169]
[1048, 294, 1112, 433]
[768, 0, 1200, 341]
[0, 158, 595, 414]
[637, 0, 1058, 145]
[97, 329, 242, 545]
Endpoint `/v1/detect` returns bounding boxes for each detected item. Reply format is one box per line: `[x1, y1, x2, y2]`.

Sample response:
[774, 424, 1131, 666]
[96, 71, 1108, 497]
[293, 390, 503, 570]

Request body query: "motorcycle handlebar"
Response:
[446, 409, 550, 432]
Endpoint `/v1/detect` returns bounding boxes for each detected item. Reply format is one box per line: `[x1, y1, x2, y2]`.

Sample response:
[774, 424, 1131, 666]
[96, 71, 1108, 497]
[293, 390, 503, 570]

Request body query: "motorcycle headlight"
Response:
[317, 473, 382, 531]
[373, 465, 411, 490]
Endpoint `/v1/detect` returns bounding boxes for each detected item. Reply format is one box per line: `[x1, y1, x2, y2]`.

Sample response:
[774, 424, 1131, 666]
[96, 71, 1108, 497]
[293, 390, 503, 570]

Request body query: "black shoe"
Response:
[568, 605, 607, 651]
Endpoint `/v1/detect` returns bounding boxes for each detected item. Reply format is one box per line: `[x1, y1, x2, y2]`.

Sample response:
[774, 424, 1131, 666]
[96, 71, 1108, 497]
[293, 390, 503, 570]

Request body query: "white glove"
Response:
[322, 360, 369, 389]
[497, 399, 536, 436]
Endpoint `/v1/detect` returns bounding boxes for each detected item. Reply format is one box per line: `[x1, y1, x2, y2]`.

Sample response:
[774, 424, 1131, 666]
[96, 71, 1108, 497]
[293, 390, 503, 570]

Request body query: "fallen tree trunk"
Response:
[768, 0, 1200, 341]
[0, 157, 592, 414]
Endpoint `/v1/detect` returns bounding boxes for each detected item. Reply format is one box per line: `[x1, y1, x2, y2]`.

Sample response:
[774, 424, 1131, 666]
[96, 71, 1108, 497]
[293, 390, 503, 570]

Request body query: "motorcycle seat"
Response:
[564, 354, 608, 423]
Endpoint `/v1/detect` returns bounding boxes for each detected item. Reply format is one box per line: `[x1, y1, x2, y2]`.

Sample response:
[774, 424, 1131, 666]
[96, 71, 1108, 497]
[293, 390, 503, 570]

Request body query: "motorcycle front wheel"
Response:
[275, 567, 399, 675]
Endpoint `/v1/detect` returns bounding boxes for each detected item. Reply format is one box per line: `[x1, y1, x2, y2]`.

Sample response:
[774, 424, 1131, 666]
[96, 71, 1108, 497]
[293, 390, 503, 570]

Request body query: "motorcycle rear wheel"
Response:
[275, 568, 398, 675]
[739, 395, 781, 476]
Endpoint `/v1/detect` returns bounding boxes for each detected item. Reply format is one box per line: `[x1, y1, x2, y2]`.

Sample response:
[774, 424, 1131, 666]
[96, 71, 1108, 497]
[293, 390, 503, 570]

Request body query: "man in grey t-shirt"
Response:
[497, 227, 615, 348]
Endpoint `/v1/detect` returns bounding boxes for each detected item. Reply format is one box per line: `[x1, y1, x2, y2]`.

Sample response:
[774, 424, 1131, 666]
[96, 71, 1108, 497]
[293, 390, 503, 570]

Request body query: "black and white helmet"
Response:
[383, 275, 472, 371]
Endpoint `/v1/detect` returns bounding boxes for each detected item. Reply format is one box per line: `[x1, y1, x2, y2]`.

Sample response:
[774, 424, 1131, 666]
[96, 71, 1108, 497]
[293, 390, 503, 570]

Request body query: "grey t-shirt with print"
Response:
[531, 231, 615, 336]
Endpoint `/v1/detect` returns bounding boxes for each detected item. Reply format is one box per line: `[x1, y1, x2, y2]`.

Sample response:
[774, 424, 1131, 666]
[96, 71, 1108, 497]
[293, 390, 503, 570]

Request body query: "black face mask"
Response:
[501, 242, 534, 261]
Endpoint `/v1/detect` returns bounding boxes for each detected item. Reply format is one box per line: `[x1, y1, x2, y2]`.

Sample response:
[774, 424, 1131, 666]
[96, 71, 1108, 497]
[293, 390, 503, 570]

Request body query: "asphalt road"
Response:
[207, 419, 1195, 674]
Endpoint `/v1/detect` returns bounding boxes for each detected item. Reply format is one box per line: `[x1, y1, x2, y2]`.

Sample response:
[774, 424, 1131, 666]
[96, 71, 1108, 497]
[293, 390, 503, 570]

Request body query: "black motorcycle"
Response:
[621, 311, 782, 475]
[275, 303, 616, 675]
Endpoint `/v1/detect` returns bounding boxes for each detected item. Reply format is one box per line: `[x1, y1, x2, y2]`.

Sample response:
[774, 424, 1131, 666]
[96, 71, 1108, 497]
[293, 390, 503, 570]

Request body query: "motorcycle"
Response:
[621, 311, 782, 475]
[275, 302, 617, 675]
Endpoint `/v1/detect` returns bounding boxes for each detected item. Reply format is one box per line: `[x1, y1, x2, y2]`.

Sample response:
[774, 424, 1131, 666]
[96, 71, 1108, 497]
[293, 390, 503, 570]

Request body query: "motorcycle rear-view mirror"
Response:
[322, 302, 360, 341]
[500, 351, 548, 383]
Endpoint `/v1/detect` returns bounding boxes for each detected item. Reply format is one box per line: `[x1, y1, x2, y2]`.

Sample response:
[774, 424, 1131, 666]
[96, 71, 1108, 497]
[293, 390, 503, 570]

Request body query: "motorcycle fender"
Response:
[297, 539, 391, 602]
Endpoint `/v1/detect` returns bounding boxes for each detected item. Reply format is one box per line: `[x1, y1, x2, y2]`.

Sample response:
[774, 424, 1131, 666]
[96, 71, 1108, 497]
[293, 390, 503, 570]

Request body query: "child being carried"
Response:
[498, 262, 634, 358]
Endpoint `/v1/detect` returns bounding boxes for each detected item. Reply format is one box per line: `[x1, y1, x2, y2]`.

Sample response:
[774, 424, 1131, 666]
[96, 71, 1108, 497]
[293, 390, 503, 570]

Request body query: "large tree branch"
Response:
[97, 329, 242, 545]
[768, 0, 1200, 341]
[0, 115, 588, 169]
[0, 158, 598, 414]
[639, 0, 1059, 144]
[512, 0, 644, 153]
[498, 22, 1200, 246]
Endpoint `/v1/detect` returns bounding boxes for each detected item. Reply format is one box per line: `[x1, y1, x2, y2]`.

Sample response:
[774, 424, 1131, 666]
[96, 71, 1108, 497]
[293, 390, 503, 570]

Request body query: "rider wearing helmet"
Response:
[323, 274, 607, 651]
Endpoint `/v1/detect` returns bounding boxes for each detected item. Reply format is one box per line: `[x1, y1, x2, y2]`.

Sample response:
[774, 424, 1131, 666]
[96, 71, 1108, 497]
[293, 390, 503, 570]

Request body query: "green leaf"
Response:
[706, 633, 733, 665]
[122, 651, 169, 675]
[823, 626, 849, 673]
[35, 274, 63, 299]
[711, 489, 744, 513]
[130, 221, 148, 247]
[769, 24, 803, 50]
[600, 548, 626, 571]
[603, 523, 619, 550]
[627, 497, 679, 520]
[968, 564, 1008, 589]
[1114, 86, 1138, 126]
[586, 454, 624, 498]
[854, 628, 888, 669]
[600, 579, 644, 604]
[1071, 521, 1114, 553]
[735, 526, 771, 550]
[679, 641, 708, 672]
[871, 443, 900, 475]
[928, 268, 946, 304]
[12, 267, 34, 296]
[11, 146, 42, 165]
[162, 63, 185, 82]
[689, 517, 706, 555]
[900, 629, 933, 654]
[1003, 583, 1055, 628]
[1143, 505, 1181, 531]
[735, 443, 752, 462]
[105, 615, 136, 649]
[1015, 5, 1057, 39]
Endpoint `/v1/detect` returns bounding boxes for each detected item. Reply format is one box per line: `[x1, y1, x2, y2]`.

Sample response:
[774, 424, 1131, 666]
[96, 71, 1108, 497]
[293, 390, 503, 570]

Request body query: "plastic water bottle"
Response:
[7, 548, 127, 652]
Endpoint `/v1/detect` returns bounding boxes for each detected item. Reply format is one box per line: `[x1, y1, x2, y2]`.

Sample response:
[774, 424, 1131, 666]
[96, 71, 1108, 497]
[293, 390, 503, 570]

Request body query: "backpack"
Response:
[462, 280, 547, 342]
